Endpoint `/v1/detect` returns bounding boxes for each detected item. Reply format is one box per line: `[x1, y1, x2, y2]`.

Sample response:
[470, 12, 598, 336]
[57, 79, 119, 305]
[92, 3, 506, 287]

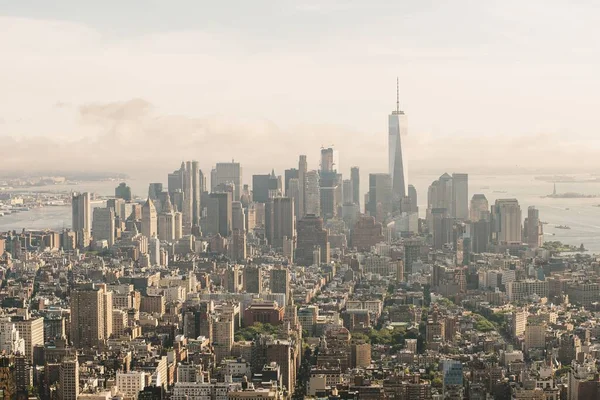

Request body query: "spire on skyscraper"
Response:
[396, 77, 399, 113]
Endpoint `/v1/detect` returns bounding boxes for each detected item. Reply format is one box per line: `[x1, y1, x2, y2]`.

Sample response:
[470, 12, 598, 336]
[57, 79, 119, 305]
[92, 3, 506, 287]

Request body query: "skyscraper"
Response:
[470, 194, 489, 222]
[270, 267, 290, 299]
[214, 162, 243, 201]
[231, 229, 246, 261]
[191, 160, 202, 227]
[288, 178, 301, 219]
[92, 207, 115, 247]
[319, 186, 337, 220]
[148, 183, 163, 202]
[426, 173, 453, 231]
[72, 192, 91, 247]
[342, 179, 353, 204]
[350, 166, 360, 206]
[168, 168, 184, 194]
[168, 162, 193, 234]
[252, 173, 280, 203]
[207, 192, 232, 237]
[320, 147, 336, 173]
[141, 198, 158, 238]
[389, 78, 408, 200]
[525, 206, 543, 249]
[58, 357, 79, 400]
[212, 315, 234, 363]
[407, 184, 418, 213]
[265, 197, 295, 248]
[296, 214, 329, 266]
[158, 193, 176, 242]
[232, 201, 246, 232]
[70, 284, 113, 348]
[491, 199, 522, 244]
[115, 182, 132, 201]
[244, 265, 263, 294]
[298, 155, 307, 219]
[183, 161, 194, 233]
[452, 173, 469, 220]
[284, 168, 299, 196]
[12, 316, 43, 364]
[305, 171, 320, 216]
[367, 173, 392, 222]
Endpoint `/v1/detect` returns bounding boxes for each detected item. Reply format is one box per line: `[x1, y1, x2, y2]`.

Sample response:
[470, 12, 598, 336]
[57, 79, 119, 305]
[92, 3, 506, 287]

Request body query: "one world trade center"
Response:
[389, 78, 408, 201]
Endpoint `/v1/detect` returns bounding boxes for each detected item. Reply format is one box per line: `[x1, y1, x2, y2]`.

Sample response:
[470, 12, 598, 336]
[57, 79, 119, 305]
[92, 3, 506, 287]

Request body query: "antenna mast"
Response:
[396, 77, 399, 113]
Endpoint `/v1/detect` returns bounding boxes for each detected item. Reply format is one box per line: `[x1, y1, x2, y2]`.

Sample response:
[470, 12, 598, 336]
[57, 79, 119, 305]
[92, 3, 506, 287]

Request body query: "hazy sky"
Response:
[1, 0, 600, 179]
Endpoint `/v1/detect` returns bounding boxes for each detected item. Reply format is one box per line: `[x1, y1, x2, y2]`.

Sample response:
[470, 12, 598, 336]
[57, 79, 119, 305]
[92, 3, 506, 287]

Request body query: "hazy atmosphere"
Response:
[1, 1, 600, 178]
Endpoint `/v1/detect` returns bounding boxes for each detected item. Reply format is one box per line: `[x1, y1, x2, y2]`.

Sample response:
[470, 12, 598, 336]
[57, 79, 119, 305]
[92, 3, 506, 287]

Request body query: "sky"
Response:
[1, 0, 600, 181]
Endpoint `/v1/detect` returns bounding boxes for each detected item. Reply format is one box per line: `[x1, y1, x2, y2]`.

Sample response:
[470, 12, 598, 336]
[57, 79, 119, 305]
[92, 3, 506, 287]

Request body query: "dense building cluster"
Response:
[1, 94, 599, 400]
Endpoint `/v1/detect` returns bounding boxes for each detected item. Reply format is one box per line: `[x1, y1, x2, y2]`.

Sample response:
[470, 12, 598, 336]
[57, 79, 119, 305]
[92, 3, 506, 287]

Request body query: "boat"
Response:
[555, 225, 571, 230]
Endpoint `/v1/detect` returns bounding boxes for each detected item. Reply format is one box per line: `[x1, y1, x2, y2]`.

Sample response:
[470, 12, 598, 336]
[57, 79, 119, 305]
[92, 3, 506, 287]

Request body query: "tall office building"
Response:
[232, 201, 246, 232]
[298, 155, 307, 219]
[148, 183, 163, 202]
[389, 79, 408, 201]
[141, 198, 158, 238]
[169, 161, 203, 233]
[491, 199, 522, 244]
[252, 172, 280, 203]
[296, 214, 329, 266]
[403, 239, 422, 276]
[168, 167, 184, 194]
[319, 187, 338, 220]
[214, 162, 243, 201]
[367, 173, 392, 222]
[231, 229, 246, 261]
[70, 284, 112, 348]
[183, 161, 194, 233]
[72, 192, 91, 246]
[191, 160, 203, 227]
[431, 208, 453, 250]
[525, 206, 543, 249]
[158, 193, 176, 242]
[92, 207, 115, 247]
[452, 173, 469, 220]
[115, 182, 132, 201]
[206, 192, 232, 237]
[320, 147, 336, 173]
[470, 194, 489, 222]
[427, 173, 453, 213]
[265, 198, 295, 248]
[407, 184, 418, 213]
[212, 316, 234, 363]
[342, 179, 353, 204]
[58, 357, 79, 400]
[244, 265, 263, 294]
[305, 171, 320, 216]
[284, 168, 299, 196]
[270, 267, 290, 299]
[470, 219, 490, 254]
[12, 315, 44, 364]
[288, 178, 301, 219]
[350, 166, 360, 206]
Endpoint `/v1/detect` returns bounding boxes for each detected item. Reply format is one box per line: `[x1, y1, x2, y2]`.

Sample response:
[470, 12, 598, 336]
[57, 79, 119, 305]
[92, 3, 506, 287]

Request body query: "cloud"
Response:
[1, 98, 599, 182]
[1, 9, 600, 181]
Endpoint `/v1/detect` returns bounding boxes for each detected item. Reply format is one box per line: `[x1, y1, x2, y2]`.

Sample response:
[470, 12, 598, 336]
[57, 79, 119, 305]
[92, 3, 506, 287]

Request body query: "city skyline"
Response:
[3, 3, 600, 400]
[2, 2, 600, 176]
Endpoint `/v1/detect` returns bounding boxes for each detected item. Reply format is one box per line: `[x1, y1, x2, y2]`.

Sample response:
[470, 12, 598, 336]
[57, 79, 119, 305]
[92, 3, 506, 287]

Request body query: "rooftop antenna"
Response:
[396, 77, 399, 113]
